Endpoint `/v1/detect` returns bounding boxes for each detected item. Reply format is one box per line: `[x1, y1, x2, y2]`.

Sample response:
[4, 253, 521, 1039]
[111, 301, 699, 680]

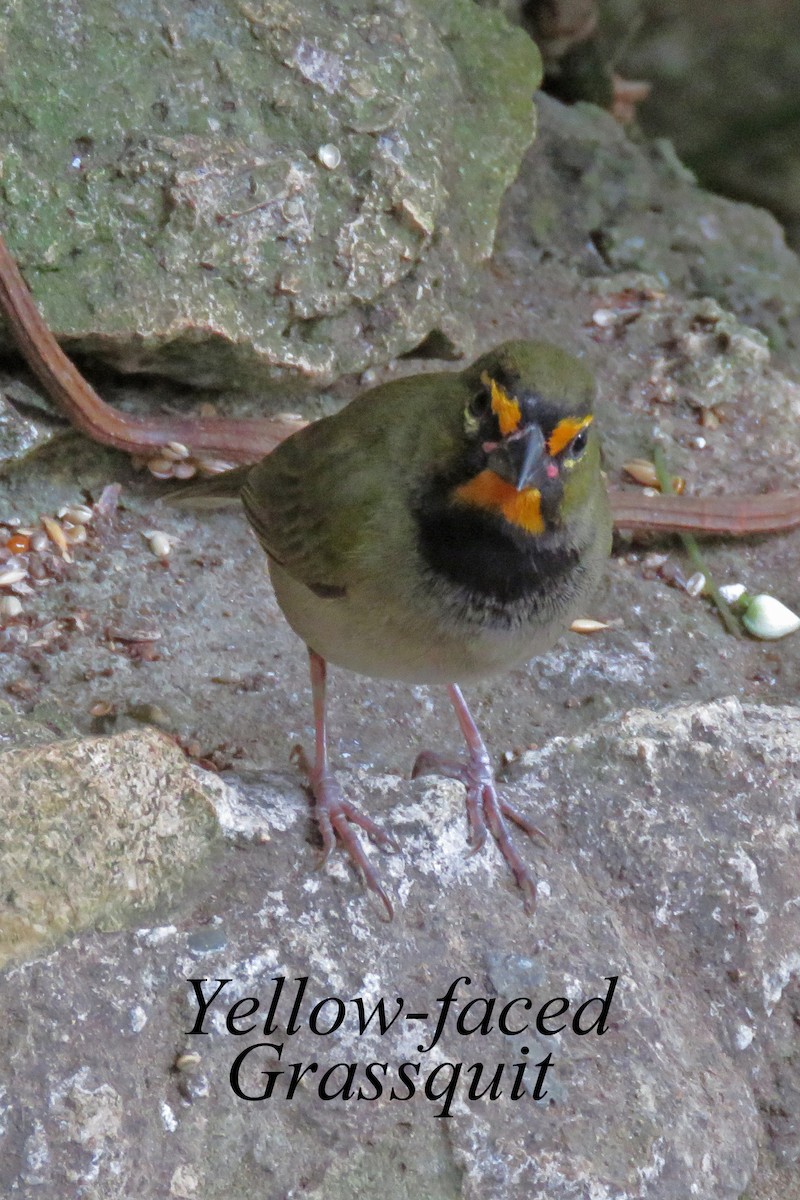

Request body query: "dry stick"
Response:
[608, 486, 800, 536]
[3, 229, 800, 536]
[652, 446, 742, 637]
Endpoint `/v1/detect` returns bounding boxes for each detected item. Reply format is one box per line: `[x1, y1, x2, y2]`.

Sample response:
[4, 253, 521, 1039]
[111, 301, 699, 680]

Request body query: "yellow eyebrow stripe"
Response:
[454, 469, 544, 534]
[482, 372, 521, 437]
[547, 415, 593, 457]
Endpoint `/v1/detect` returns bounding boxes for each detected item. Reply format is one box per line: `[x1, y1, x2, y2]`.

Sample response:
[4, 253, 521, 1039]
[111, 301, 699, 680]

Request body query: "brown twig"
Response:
[2, 228, 800, 536]
[607, 487, 800, 536]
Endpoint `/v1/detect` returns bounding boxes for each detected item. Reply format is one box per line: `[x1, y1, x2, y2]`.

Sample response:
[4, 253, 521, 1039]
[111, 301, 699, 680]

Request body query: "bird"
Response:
[173, 340, 613, 917]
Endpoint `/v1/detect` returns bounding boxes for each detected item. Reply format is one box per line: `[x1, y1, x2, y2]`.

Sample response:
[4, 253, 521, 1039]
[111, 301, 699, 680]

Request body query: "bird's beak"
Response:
[486, 424, 547, 492]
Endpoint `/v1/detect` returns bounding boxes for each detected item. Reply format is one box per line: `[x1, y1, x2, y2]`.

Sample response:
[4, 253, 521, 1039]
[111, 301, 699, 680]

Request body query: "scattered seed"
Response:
[30, 531, 49, 552]
[146, 457, 175, 478]
[684, 571, 706, 597]
[1, 517, 21, 528]
[6, 533, 30, 554]
[642, 552, 669, 570]
[143, 530, 174, 559]
[65, 504, 94, 524]
[570, 617, 611, 634]
[0, 566, 27, 586]
[623, 458, 660, 487]
[108, 628, 162, 642]
[41, 516, 73, 562]
[163, 441, 190, 461]
[172, 461, 197, 481]
[63, 524, 87, 545]
[0, 595, 23, 618]
[591, 308, 617, 328]
[127, 701, 170, 726]
[90, 700, 116, 718]
[719, 583, 747, 604]
[700, 409, 720, 430]
[196, 458, 236, 476]
[175, 1052, 202, 1072]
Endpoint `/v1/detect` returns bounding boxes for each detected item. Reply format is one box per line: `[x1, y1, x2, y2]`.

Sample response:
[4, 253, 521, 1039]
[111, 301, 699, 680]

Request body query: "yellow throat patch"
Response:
[454, 470, 544, 534]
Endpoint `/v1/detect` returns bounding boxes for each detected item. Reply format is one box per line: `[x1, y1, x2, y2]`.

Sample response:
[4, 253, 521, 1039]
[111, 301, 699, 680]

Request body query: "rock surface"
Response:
[0, 0, 539, 388]
[1, 697, 798, 1197]
[0, 717, 236, 967]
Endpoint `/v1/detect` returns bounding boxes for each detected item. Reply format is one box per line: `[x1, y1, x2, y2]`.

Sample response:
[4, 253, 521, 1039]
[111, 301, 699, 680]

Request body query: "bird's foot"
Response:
[411, 747, 545, 914]
[291, 744, 397, 919]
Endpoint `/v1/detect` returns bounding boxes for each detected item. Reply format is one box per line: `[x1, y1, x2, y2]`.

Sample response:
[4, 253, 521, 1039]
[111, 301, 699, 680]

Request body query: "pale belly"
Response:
[268, 559, 571, 685]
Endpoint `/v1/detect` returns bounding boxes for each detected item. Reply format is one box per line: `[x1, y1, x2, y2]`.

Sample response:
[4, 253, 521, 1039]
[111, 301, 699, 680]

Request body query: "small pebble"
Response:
[143, 530, 173, 559]
[0, 595, 23, 618]
[591, 308, 617, 328]
[317, 143, 341, 170]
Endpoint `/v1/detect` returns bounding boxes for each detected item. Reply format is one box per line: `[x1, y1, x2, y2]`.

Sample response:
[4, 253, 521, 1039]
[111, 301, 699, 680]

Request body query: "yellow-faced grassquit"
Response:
[175, 340, 612, 916]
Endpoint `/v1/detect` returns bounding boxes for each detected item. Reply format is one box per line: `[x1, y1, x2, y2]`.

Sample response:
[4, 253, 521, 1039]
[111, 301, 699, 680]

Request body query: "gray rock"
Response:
[516, 95, 800, 355]
[0, 0, 540, 389]
[0, 722, 233, 966]
[0, 377, 66, 470]
[2, 697, 798, 1197]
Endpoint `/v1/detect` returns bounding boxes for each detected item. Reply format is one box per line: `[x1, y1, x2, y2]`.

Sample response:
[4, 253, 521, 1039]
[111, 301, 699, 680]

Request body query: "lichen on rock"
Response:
[0, 0, 541, 389]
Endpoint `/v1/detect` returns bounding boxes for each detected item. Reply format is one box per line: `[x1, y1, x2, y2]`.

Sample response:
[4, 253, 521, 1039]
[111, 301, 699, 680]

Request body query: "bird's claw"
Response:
[412, 746, 545, 915]
[292, 743, 396, 919]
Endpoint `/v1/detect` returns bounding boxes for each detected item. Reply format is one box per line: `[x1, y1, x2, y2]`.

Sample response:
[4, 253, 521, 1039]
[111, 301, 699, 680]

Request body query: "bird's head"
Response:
[451, 341, 601, 536]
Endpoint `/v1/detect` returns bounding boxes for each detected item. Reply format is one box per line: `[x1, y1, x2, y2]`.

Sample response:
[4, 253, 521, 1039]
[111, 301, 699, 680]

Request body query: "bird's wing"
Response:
[240, 373, 465, 597]
[240, 407, 387, 596]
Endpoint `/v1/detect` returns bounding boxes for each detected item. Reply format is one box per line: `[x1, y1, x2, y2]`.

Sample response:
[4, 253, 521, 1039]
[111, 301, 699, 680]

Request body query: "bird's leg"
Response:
[291, 648, 396, 918]
[412, 685, 544, 914]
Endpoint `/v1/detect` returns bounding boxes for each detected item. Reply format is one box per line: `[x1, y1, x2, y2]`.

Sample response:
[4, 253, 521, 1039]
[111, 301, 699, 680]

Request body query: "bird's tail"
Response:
[166, 464, 252, 509]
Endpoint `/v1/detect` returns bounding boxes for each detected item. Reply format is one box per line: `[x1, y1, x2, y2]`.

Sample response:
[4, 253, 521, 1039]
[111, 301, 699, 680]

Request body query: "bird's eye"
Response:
[570, 427, 589, 456]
